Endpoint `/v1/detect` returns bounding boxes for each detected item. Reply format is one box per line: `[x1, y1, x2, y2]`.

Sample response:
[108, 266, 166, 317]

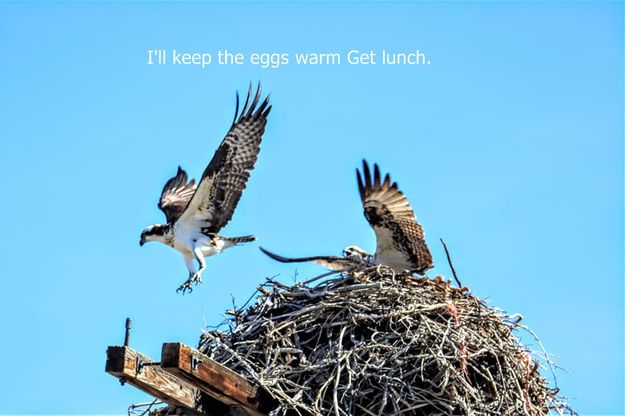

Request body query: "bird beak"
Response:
[139, 238, 145, 247]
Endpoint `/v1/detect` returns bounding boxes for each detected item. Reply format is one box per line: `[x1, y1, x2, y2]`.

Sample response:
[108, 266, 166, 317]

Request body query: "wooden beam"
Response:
[161, 343, 273, 416]
[106, 345, 210, 415]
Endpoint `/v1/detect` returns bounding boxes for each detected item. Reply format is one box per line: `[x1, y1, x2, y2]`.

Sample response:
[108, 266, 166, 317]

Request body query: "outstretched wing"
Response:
[260, 247, 362, 272]
[158, 166, 197, 224]
[356, 160, 433, 273]
[177, 83, 271, 232]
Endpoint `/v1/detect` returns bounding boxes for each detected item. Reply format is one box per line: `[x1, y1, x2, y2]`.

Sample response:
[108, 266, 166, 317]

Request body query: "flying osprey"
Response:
[261, 160, 433, 274]
[140, 84, 271, 293]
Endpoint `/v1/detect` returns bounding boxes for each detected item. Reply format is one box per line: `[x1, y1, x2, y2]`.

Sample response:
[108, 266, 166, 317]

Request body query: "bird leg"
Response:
[176, 248, 206, 294]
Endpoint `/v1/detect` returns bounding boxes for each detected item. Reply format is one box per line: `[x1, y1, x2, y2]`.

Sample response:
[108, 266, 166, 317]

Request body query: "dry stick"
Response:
[440, 238, 463, 288]
[301, 269, 343, 286]
[200, 330, 262, 381]
[334, 327, 347, 416]
[127, 399, 161, 416]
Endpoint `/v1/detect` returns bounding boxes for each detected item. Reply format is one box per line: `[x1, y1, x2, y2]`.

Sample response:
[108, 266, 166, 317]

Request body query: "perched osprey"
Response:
[140, 84, 271, 293]
[261, 160, 433, 274]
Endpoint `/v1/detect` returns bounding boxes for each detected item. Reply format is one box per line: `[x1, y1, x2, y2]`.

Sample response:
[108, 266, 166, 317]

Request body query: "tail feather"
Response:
[223, 235, 256, 244]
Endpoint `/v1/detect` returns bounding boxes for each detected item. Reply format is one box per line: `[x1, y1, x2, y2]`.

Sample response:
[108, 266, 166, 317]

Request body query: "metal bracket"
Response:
[136, 357, 145, 375]
[135, 357, 161, 375]
[191, 354, 201, 371]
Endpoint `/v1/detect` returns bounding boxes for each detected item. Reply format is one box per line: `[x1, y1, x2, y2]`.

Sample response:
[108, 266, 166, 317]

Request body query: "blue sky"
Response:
[0, 1, 622, 414]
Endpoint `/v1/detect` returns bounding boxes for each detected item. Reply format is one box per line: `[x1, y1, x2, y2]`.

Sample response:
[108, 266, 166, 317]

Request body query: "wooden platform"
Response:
[106, 343, 274, 416]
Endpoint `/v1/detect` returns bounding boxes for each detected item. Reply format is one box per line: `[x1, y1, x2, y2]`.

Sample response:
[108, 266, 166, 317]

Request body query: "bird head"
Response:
[140, 224, 168, 246]
[343, 245, 370, 260]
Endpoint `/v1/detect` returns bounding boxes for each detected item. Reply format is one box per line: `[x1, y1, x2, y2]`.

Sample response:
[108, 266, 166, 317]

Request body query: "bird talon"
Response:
[190, 273, 202, 285]
[176, 280, 194, 294]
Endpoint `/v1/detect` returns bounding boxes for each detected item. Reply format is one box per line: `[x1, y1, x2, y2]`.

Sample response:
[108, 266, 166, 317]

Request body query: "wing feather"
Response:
[357, 160, 433, 273]
[177, 83, 271, 231]
[260, 247, 362, 272]
[158, 166, 197, 223]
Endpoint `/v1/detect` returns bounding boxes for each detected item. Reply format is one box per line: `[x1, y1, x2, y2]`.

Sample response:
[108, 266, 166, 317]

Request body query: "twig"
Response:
[440, 238, 463, 288]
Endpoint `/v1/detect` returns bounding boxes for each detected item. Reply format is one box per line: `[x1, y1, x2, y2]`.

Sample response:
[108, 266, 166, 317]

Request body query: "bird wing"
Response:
[176, 83, 271, 232]
[356, 160, 433, 273]
[260, 247, 362, 272]
[158, 166, 197, 224]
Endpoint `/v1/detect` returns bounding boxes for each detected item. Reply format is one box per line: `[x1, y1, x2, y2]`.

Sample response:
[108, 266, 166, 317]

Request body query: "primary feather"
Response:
[158, 166, 197, 224]
[357, 160, 433, 273]
[178, 84, 271, 233]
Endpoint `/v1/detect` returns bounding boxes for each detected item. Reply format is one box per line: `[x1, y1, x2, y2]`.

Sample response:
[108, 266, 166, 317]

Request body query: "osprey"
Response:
[261, 160, 433, 274]
[140, 84, 271, 293]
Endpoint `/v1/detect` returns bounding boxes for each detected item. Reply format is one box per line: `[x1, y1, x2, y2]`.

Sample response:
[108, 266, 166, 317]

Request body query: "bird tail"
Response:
[222, 235, 257, 244]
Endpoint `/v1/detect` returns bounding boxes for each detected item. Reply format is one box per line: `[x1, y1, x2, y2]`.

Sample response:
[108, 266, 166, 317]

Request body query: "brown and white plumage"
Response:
[158, 167, 197, 224]
[261, 160, 433, 275]
[357, 160, 433, 273]
[178, 85, 271, 233]
[140, 83, 271, 293]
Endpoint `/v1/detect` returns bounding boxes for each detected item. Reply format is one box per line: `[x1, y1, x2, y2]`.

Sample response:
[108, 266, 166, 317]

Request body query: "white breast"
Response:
[173, 223, 210, 255]
[373, 226, 412, 272]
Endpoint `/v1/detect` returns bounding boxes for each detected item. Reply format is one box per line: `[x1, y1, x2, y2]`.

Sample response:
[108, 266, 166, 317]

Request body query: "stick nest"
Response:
[198, 268, 574, 416]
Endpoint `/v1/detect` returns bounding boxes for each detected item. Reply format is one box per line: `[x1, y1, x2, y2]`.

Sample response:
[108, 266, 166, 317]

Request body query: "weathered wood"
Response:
[161, 343, 273, 416]
[106, 346, 208, 414]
